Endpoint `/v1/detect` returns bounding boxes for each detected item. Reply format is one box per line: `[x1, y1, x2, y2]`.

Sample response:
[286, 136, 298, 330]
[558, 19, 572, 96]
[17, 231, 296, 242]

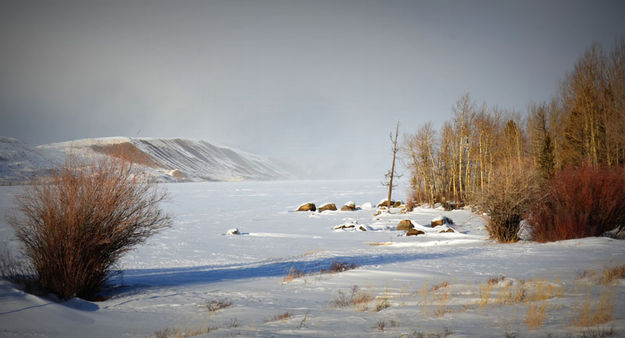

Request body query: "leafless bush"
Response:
[282, 266, 306, 283]
[8, 155, 172, 300]
[528, 165, 625, 242]
[330, 285, 374, 309]
[206, 299, 232, 313]
[323, 261, 357, 273]
[476, 163, 539, 242]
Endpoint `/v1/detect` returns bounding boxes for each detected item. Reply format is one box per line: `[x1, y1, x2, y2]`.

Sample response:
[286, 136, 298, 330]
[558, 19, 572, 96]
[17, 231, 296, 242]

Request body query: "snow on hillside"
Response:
[0, 180, 623, 337]
[132, 138, 290, 181]
[0, 137, 57, 184]
[1, 136, 290, 183]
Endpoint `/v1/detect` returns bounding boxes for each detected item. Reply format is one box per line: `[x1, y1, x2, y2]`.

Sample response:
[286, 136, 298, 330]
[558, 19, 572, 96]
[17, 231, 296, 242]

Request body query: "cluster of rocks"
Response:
[333, 223, 368, 231]
[296, 201, 359, 213]
[377, 200, 404, 208]
[395, 216, 455, 237]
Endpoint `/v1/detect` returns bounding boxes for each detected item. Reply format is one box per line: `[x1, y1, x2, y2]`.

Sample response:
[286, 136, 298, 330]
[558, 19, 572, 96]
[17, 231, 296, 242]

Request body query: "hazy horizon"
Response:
[1, 0, 624, 179]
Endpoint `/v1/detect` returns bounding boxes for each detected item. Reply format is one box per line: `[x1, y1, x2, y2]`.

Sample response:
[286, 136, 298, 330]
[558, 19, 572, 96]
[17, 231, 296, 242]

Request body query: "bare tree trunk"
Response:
[386, 122, 400, 209]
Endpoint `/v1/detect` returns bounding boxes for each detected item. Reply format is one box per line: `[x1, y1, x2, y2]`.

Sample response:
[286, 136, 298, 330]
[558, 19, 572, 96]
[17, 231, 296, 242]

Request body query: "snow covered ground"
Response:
[0, 180, 623, 337]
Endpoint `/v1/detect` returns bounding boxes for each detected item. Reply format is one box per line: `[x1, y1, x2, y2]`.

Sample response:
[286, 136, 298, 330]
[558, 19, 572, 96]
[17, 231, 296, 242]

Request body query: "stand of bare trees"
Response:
[405, 38, 625, 242]
[405, 94, 524, 207]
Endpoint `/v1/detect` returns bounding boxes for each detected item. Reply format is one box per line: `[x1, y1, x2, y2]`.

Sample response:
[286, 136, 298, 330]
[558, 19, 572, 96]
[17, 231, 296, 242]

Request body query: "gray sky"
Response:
[1, 0, 624, 179]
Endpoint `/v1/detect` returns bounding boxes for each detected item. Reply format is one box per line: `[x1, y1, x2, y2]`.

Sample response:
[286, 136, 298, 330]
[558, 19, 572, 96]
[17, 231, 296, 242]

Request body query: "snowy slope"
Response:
[132, 138, 290, 181]
[1, 136, 290, 183]
[0, 137, 57, 184]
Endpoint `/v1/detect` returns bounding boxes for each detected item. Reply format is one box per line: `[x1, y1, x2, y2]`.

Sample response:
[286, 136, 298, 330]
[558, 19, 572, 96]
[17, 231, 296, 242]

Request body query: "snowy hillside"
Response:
[0, 137, 57, 184]
[131, 138, 290, 181]
[1, 137, 290, 183]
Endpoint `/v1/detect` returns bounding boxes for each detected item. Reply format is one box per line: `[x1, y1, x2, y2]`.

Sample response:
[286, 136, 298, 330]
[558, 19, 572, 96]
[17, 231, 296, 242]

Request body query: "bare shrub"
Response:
[8, 155, 172, 300]
[330, 285, 373, 309]
[577, 327, 616, 337]
[476, 163, 539, 242]
[323, 261, 357, 273]
[206, 299, 232, 313]
[374, 298, 391, 312]
[487, 276, 505, 286]
[431, 280, 449, 292]
[529, 165, 625, 242]
[282, 266, 306, 283]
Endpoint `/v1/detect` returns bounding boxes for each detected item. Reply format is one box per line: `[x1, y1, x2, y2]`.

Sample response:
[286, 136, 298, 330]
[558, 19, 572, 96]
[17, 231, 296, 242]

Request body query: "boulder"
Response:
[603, 226, 625, 239]
[397, 219, 415, 231]
[377, 199, 395, 208]
[333, 224, 367, 231]
[406, 229, 425, 236]
[226, 228, 240, 235]
[333, 224, 356, 230]
[439, 228, 455, 233]
[393, 200, 403, 208]
[319, 203, 337, 212]
[431, 216, 454, 227]
[297, 203, 316, 212]
[443, 201, 464, 211]
[341, 201, 357, 211]
[517, 220, 533, 241]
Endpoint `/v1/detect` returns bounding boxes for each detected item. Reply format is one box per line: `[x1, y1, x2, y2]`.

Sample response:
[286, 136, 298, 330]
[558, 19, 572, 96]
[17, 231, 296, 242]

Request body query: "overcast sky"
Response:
[1, 0, 624, 179]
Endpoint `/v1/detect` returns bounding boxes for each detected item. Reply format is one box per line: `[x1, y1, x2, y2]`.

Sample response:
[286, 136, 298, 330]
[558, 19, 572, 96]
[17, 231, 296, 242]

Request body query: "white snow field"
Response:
[0, 180, 624, 337]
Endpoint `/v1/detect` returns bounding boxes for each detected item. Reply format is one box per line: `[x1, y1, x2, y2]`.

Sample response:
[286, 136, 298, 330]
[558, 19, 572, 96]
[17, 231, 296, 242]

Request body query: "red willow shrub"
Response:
[9, 155, 172, 300]
[528, 165, 625, 242]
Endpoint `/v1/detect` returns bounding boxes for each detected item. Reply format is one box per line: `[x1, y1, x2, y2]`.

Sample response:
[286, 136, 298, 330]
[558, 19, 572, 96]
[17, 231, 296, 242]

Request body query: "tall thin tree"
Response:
[385, 122, 400, 210]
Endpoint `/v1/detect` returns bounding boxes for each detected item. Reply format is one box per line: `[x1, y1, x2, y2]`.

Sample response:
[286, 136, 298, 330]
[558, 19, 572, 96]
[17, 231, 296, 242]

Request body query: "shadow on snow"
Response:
[109, 247, 482, 296]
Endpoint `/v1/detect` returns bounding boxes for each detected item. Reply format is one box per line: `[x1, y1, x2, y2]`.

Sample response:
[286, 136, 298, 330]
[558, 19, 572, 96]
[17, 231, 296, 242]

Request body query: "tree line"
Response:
[405, 39, 625, 208]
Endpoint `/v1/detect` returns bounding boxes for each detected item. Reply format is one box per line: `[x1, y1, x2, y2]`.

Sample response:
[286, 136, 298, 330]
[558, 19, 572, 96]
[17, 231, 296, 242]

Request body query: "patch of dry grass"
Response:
[152, 324, 218, 338]
[601, 265, 625, 285]
[330, 285, 374, 311]
[366, 241, 393, 246]
[525, 302, 547, 330]
[431, 280, 449, 292]
[265, 311, 292, 323]
[573, 286, 615, 327]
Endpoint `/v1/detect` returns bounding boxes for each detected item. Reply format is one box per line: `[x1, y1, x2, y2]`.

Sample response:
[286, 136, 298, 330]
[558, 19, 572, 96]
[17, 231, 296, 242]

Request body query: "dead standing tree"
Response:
[383, 122, 401, 211]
